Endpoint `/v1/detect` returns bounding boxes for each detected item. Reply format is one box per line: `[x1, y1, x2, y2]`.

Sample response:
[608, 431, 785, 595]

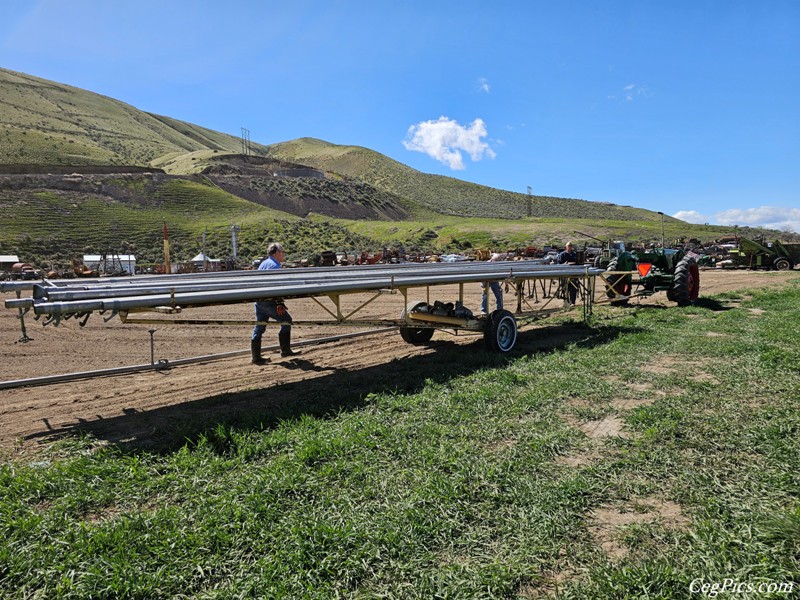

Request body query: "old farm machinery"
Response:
[601, 247, 700, 307]
[727, 238, 800, 271]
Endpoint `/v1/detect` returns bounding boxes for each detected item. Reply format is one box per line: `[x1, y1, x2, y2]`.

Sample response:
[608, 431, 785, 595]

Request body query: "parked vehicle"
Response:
[727, 238, 800, 270]
[10, 263, 40, 280]
[605, 248, 700, 306]
[573, 231, 626, 269]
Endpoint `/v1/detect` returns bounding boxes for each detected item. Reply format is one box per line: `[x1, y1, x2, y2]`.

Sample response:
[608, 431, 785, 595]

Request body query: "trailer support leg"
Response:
[15, 290, 32, 343]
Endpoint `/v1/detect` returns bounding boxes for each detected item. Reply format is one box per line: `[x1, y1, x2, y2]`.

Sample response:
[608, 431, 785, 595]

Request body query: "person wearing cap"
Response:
[250, 242, 299, 364]
[557, 242, 579, 305]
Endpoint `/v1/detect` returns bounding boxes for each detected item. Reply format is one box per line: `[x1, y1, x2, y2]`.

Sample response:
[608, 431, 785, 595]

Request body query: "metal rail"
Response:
[0, 327, 397, 390]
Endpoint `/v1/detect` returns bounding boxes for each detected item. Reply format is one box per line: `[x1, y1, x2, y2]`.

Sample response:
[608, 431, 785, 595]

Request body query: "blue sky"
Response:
[2, 0, 798, 231]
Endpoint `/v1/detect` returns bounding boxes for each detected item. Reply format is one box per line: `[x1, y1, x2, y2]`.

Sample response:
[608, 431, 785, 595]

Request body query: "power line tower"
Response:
[240, 127, 251, 156]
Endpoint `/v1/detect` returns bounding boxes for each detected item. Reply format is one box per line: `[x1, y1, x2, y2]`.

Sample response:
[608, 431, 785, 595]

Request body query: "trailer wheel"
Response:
[672, 256, 700, 306]
[774, 257, 792, 271]
[606, 257, 632, 306]
[484, 309, 517, 353]
[399, 302, 435, 344]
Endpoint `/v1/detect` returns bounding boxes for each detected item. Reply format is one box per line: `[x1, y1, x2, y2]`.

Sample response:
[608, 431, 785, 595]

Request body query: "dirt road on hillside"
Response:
[1, 269, 796, 453]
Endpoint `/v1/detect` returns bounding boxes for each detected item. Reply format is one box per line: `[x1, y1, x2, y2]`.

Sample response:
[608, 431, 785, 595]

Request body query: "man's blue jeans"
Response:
[252, 301, 292, 341]
[481, 281, 503, 314]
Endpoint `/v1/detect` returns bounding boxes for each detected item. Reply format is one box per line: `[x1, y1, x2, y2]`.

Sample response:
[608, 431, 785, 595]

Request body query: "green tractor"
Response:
[604, 248, 700, 307]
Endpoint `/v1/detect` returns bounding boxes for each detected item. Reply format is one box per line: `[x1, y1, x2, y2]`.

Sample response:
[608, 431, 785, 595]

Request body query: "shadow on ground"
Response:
[25, 322, 642, 452]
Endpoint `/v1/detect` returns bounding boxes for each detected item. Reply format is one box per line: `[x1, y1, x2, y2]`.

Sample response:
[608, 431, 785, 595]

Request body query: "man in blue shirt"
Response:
[251, 242, 299, 364]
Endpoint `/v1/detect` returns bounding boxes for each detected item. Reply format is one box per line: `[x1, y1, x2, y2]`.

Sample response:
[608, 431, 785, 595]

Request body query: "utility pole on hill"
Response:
[230, 225, 241, 265]
[526, 186, 533, 218]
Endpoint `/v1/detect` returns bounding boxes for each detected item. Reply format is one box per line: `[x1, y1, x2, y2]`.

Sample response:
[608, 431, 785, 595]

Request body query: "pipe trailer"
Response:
[3, 261, 603, 353]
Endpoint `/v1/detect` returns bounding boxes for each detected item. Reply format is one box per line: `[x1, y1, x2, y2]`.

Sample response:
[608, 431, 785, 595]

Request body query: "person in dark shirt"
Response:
[557, 242, 579, 305]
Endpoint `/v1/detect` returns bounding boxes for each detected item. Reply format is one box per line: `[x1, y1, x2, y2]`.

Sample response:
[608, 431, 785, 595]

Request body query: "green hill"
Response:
[263, 137, 670, 222]
[3, 67, 678, 225]
[0, 174, 378, 270]
[0, 68, 263, 166]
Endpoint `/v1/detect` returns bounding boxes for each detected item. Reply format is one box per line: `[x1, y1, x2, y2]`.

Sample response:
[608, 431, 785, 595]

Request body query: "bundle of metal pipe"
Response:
[4, 260, 602, 319]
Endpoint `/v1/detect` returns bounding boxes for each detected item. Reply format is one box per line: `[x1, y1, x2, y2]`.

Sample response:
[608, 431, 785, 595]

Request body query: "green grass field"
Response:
[1, 281, 798, 598]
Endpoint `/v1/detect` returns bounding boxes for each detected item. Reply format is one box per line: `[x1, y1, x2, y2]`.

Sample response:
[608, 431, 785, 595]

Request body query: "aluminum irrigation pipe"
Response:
[27, 265, 602, 317]
[0, 327, 398, 390]
[27, 261, 595, 300]
[3, 259, 556, 295]
[31, 261, 544, 301]
[1, 260, 465, 293]
[6, 264, 469, 299]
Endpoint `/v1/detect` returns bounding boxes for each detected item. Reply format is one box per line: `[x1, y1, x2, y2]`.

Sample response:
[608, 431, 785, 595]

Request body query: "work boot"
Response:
[251, 339, 269, 365]
[279, 330, 300, 357]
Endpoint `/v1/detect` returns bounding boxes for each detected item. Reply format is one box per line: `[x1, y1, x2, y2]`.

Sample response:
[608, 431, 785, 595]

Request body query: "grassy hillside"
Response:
[0, 68, 774, 264]
[0, 176, 378, 269]
[0, 171, 760, 270]
[0, 68, 262, 166]
[322, 215, 739, 252]
[264, 138, 674, 222]
[0, 68, 710, 228]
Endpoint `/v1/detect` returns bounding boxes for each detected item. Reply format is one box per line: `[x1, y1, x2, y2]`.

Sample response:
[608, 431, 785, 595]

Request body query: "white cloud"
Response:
[403, 116, 496, 170]
[624, 83, 635, 101]
[673, 210, 709, 224]
[478, 77, 490, 93]
[618, 83, 651, 102]
[714, 206, 800, 233]
[672, 206, 800, 232]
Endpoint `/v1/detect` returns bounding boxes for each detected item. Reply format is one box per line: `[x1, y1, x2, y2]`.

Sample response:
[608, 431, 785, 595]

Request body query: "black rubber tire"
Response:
[399, 302, 435, 345]
[606, 257, 632, 306]
[483, 309, 517, 353]
[773, 257, 792, 271]
[672, 256, 700, 306]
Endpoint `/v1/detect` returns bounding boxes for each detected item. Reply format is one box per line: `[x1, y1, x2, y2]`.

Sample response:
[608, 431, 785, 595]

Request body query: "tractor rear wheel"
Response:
[672, 256, 700, 306]
[399, 302, 435, 344]
[774, 257, 792, 271]
[606, 257, 632, 306]
[484, 309, 517, 353]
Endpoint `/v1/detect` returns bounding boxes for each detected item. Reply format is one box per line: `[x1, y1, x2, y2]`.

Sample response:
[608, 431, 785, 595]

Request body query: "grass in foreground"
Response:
[1, 279, 799, 598]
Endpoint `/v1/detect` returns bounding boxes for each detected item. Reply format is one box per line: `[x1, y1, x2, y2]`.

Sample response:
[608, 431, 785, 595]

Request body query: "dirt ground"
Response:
[1, 269, 795, 453]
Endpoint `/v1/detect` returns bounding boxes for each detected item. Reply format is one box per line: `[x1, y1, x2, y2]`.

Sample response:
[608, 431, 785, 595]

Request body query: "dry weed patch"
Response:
[589, 496, 689, 561]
